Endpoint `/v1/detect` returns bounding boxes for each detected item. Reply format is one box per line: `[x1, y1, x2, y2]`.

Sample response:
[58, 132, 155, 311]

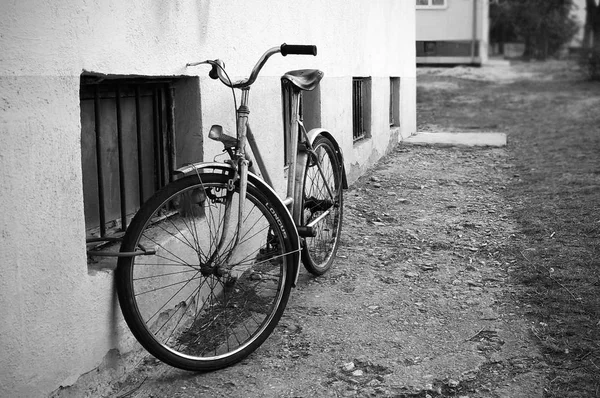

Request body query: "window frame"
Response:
[352, 76, 372, 143]
[281, 80, 322, 166]
[389, 77, 400, 128]
[416, 0, 448, 10]
[80, 76, 175, 239]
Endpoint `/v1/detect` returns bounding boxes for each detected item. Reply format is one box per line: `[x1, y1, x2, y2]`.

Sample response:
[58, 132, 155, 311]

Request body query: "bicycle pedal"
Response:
[297, 226, 316, 237]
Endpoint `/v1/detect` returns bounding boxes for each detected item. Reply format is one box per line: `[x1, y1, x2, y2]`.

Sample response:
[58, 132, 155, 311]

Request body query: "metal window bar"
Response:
[165, 85, 176, 184]
[281, 81, 303, 166]
[352, 78, 365, 141]
[81, 79, 173, 239]
[389, 77, 400, 127]
[135, 85, 145, 206]
[115, 85, 127, 231]
[389, 79, 394, 126]
[281, 82, 291, 166]
[93, 86, 107, 237]
[153, 87, 163, 191]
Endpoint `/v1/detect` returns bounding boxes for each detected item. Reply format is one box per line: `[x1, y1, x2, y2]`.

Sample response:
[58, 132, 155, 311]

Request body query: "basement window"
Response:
[80, 75, 201, 240]
[352, 77, 371, 142]
[390, 77, 400, 127]
[281, 81, 322, 166]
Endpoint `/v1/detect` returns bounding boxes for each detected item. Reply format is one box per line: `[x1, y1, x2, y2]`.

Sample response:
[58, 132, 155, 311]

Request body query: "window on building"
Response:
[389, 77, 400, 127]
[80, 76, 201, 239]
[281, 82, 321, 166]
[352, 77, 371, 142]
[416, 0, 447, 8]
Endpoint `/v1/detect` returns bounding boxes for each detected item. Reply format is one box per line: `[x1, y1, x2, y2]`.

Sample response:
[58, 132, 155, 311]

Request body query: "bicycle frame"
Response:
[218, 84, 301, 253]
[181, 44, 346, 283]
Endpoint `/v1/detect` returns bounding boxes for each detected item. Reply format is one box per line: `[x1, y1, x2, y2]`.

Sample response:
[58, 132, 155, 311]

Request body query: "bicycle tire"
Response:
[300, 135, 344, 275]
[116, 171, 297, 371]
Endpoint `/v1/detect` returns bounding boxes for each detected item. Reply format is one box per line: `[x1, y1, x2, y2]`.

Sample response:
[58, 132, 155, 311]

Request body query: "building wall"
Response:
[416, 0, 489, 64]
[0, 1, 416, 397]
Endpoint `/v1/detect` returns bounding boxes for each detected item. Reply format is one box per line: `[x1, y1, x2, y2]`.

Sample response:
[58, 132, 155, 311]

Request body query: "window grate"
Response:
[389, 77, 400, 127]
[352, 77, 366, 142]
[281, 81, 303, 166]
[80, 79, 174, 238]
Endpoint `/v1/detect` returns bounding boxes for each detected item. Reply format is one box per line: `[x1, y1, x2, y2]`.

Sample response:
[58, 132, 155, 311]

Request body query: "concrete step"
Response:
[403, 132, 507, 147]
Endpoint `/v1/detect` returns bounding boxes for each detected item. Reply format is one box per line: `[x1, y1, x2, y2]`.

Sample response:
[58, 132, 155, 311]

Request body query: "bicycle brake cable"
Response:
[210, 60, 238, 131]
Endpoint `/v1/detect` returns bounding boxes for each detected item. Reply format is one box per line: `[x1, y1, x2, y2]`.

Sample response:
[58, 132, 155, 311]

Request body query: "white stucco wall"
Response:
[0, 1, 416, 397]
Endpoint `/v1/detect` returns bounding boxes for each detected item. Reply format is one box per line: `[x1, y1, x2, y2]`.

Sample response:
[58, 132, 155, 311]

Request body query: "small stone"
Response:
[405, 272, 419, 278]
[368, 305, 380, 311]
[397, 198, 409, 203]
[342, 362, 355, 372]
[448, 379, 460, 388]
[354, 355, 369, 365]
[352, 369, 364, 377]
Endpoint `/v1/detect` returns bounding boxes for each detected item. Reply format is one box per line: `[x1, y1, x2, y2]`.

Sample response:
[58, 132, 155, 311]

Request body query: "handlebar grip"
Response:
[209, 64, 219, 80]
[280, 43, 317, 56]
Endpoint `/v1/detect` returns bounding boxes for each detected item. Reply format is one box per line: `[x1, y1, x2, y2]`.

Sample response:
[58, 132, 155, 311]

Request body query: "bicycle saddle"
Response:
[282, 69, 323, 91]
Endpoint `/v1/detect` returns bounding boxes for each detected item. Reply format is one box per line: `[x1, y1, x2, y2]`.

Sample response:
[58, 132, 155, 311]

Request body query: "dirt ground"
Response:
[56, 60, 600, 398]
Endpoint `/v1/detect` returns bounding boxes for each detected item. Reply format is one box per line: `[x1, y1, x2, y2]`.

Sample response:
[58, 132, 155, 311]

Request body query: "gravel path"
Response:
[58, 143, 544, 398]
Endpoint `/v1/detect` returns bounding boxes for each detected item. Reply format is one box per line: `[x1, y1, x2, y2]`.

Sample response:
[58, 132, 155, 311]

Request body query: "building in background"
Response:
[0, 1, 416, 396]
[416, 0, 489, 65]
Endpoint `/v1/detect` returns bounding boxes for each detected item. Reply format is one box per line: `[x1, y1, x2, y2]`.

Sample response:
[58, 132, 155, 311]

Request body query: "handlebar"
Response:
[186, 43, 317, 89]
[281, 44, 317, 56]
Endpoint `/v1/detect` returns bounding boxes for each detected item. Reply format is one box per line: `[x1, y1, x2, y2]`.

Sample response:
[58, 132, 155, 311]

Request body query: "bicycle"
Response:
[114, 44, 346, 371]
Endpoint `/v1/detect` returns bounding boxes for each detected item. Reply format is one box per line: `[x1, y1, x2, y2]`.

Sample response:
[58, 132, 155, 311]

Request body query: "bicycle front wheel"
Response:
[301, 135, 344, 275]
[116, 172, 297, 371]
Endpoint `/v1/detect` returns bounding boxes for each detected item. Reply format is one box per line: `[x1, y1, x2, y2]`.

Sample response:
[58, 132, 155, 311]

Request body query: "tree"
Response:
[490, 0, 578, 60]
[583, 0, 600, 79]
[489, 0, 518, 54]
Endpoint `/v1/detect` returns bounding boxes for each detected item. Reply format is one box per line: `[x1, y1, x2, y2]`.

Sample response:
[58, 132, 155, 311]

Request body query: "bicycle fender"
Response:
[174, 161, 302, 287]
[305, 128, 349, 189]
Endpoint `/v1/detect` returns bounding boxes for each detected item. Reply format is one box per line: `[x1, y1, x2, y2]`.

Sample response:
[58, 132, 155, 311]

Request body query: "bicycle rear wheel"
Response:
[116, 172, 297, 371]
[301, 135, 344, 275]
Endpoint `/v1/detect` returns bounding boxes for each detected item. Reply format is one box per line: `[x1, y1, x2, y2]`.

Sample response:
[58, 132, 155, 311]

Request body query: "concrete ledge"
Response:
[403, 132, 507, 147]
